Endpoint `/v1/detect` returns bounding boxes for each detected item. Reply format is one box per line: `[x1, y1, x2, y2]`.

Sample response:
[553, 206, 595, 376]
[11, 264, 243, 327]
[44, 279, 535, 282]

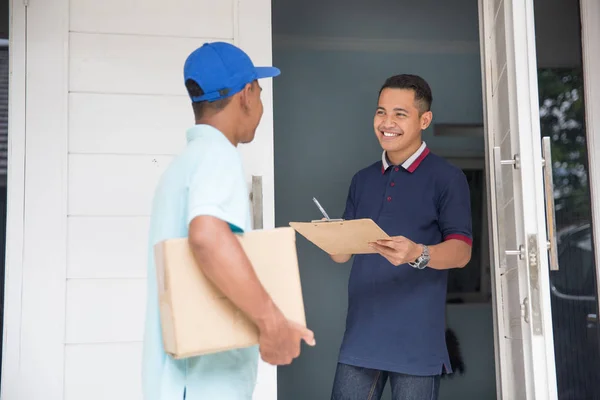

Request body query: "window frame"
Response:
[445, 156, 492, 303]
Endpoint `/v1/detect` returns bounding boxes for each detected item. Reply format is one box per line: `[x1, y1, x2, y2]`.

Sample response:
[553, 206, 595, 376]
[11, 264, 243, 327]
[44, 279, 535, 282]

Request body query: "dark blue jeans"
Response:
[331, 363, 440, 400]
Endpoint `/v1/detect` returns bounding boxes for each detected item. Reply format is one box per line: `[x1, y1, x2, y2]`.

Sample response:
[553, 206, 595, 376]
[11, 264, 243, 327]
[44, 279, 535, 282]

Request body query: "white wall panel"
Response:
[16, 0, 277, 398]
[1, 0, 27, 396]
[15, 0, 69, 398]
[65, 279, 145, 343]
[70, 0, 234, 39]
[69, 93, 189, 155]
[64, 343, 143, 400]
[69, 33, 231, 96]
[69, 93, 194, 155]
[67, 216, 150, 279]
[68, 154, 172, 216]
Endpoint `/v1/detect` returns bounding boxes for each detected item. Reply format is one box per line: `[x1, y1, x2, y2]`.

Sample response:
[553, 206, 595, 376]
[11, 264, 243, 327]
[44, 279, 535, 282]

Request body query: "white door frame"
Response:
[580, 0, 600, 310]
[7, 0, 70, 398]
[2, 0, 27, 398]
[477, 2, 504, 396]
[479, 0, 558, 398]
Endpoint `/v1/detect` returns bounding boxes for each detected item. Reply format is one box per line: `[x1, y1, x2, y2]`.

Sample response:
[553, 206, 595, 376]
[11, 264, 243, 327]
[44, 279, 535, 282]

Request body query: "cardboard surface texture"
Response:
[155, 227, 306, 359]
[290, 219, 390, 255]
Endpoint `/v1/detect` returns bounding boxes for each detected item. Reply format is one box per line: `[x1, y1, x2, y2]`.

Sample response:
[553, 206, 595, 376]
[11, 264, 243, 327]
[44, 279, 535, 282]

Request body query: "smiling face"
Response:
[374, 88, 432, 157]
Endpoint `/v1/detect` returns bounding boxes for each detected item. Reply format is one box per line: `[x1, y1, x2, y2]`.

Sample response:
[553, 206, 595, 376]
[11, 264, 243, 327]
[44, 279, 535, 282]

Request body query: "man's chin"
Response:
[240, 134, 257, 144]
[379, 140, 403, 152]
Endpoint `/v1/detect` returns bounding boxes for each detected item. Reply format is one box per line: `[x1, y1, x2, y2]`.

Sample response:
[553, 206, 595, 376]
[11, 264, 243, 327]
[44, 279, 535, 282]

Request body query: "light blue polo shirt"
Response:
[142, 124, 258, 400]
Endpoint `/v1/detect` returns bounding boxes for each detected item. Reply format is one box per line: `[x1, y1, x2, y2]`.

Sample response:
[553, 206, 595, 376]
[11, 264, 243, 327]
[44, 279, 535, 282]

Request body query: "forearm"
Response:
[425, 239, 471, 270]
[330, 253, 352, 263]
[188, 216, 280, 330]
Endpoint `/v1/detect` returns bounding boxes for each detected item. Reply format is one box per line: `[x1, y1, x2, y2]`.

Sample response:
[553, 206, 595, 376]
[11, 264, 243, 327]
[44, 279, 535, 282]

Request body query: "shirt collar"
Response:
[381, 141, 430, 174]
[186, 124, 228, 144]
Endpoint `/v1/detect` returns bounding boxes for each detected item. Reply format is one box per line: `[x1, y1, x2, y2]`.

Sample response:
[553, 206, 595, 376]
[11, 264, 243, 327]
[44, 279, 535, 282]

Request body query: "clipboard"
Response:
[289, 218, 390, 255]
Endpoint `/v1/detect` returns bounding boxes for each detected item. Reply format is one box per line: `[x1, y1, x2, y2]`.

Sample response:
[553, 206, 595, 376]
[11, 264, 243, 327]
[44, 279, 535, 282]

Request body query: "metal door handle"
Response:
[493, 147, 522, 264]
[493, 147, 507, 268]
[542, 137, 559, 271]
[249, 175, 263, 230]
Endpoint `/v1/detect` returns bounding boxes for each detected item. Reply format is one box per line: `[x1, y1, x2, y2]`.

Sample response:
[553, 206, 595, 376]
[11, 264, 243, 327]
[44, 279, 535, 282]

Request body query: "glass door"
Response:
[480, 0, 558, 398]
[534, 0, 600, 398]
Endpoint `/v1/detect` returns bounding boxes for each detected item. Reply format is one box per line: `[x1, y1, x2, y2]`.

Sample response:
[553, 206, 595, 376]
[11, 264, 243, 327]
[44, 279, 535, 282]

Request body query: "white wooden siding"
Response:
[68, 154, 172, 216]
[67, 217, 149, 279]
[69, 33, 215, 96]
[69, 0, 234, 39]
[7, 0, 277, 398]
[66, 279, 146, 344]
[64, 343, 144, 400]
[68, 93, 189, 155]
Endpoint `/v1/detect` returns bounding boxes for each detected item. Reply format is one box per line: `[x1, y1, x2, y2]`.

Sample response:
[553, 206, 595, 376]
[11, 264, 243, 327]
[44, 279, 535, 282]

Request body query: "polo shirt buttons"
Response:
[394, 167, 400, 172]
[390, 182, 395, 187]
[387, 196, 392, 202]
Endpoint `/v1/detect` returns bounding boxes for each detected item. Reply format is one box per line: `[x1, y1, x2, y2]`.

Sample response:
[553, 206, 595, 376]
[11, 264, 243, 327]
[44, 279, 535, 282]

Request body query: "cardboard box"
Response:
[154, 226, 307, 359]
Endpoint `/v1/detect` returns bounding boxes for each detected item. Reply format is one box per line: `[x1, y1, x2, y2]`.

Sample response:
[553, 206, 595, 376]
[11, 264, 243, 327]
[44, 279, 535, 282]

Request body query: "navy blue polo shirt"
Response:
[338, 142, 472, 376]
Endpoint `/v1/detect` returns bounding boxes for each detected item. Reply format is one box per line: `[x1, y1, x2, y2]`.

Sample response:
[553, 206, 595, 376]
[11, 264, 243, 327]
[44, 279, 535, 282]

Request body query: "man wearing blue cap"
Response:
[142, 42, 315, 400]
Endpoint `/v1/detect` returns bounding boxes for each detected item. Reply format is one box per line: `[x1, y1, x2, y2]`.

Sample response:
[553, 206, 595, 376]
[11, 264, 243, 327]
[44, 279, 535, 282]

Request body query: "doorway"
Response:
[271, 0, 600, 399]
[533, 0, 600, 398]
[271, 0, 494, 399]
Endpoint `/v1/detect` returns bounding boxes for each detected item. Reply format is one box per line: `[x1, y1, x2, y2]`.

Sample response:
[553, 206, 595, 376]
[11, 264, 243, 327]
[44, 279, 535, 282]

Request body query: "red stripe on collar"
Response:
[406, 147, 430, 173]
[381, 143, 430, 174]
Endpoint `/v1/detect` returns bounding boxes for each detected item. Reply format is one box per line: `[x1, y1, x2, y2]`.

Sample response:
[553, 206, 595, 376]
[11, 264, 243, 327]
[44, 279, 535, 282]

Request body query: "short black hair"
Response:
[378, 74, 433, 114]
[185, 79, 232, 120]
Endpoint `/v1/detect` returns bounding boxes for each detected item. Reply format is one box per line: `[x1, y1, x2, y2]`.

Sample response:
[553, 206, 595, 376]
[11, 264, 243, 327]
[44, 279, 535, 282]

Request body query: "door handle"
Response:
[493, 147, 507, 269]
[542, 137, 559, 271]
[493, 147, 522, 265]
[249, 175, 263, 230]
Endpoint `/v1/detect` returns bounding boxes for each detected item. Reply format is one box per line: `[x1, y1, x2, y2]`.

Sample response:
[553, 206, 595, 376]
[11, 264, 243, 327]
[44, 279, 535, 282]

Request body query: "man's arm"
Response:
[428, 169, 473, 269]
[188, 215, 280, 330]
[188, 216, 315, 365]
[369, 236, 471, 270]
[330, 254, 352, 263]
[427, 239, 471, 270]
[370, 169, 473, 269]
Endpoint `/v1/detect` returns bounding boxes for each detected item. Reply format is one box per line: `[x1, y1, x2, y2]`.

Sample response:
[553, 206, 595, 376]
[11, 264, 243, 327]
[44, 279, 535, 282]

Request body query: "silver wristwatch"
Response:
[409, 245, 430, 269]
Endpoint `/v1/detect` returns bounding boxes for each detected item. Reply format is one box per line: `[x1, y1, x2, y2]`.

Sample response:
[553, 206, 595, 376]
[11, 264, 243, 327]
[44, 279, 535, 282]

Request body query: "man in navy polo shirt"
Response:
[330, 74, 472, 400]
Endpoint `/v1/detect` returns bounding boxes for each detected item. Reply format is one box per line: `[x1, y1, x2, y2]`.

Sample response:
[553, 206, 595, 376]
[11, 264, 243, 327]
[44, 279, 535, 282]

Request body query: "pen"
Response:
[312, 197, 331, 220]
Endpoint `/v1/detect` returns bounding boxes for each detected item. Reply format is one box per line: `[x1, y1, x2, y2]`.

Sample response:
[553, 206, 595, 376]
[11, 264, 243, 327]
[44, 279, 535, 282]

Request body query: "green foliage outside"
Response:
[538, 68, 591, 231]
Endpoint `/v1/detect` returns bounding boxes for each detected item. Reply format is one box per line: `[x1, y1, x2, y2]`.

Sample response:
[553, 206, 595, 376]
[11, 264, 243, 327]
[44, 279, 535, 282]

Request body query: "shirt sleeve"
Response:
[342, 174, 358, 221]
[438, 171, 473, 246]
[187, 142, 247, 231]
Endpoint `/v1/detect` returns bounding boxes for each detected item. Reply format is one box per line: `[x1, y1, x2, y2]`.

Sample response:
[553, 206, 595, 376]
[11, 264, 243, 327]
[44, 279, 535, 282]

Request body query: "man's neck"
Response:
[196, 116, 239, 147]
[386, 140, 423, 166]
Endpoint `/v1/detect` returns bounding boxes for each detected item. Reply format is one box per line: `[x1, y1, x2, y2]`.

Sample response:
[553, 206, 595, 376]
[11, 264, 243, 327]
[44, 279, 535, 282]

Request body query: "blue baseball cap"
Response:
[183, 42, 280, 103]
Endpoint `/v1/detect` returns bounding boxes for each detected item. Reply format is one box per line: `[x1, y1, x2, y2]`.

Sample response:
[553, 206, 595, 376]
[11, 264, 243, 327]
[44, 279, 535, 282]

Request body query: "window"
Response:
[445, 158, 491, 303]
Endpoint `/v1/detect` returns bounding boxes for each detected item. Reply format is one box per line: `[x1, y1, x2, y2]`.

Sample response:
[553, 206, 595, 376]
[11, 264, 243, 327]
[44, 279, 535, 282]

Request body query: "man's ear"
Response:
[420, 111, 433, 130]
[239, 83, 254, 112]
